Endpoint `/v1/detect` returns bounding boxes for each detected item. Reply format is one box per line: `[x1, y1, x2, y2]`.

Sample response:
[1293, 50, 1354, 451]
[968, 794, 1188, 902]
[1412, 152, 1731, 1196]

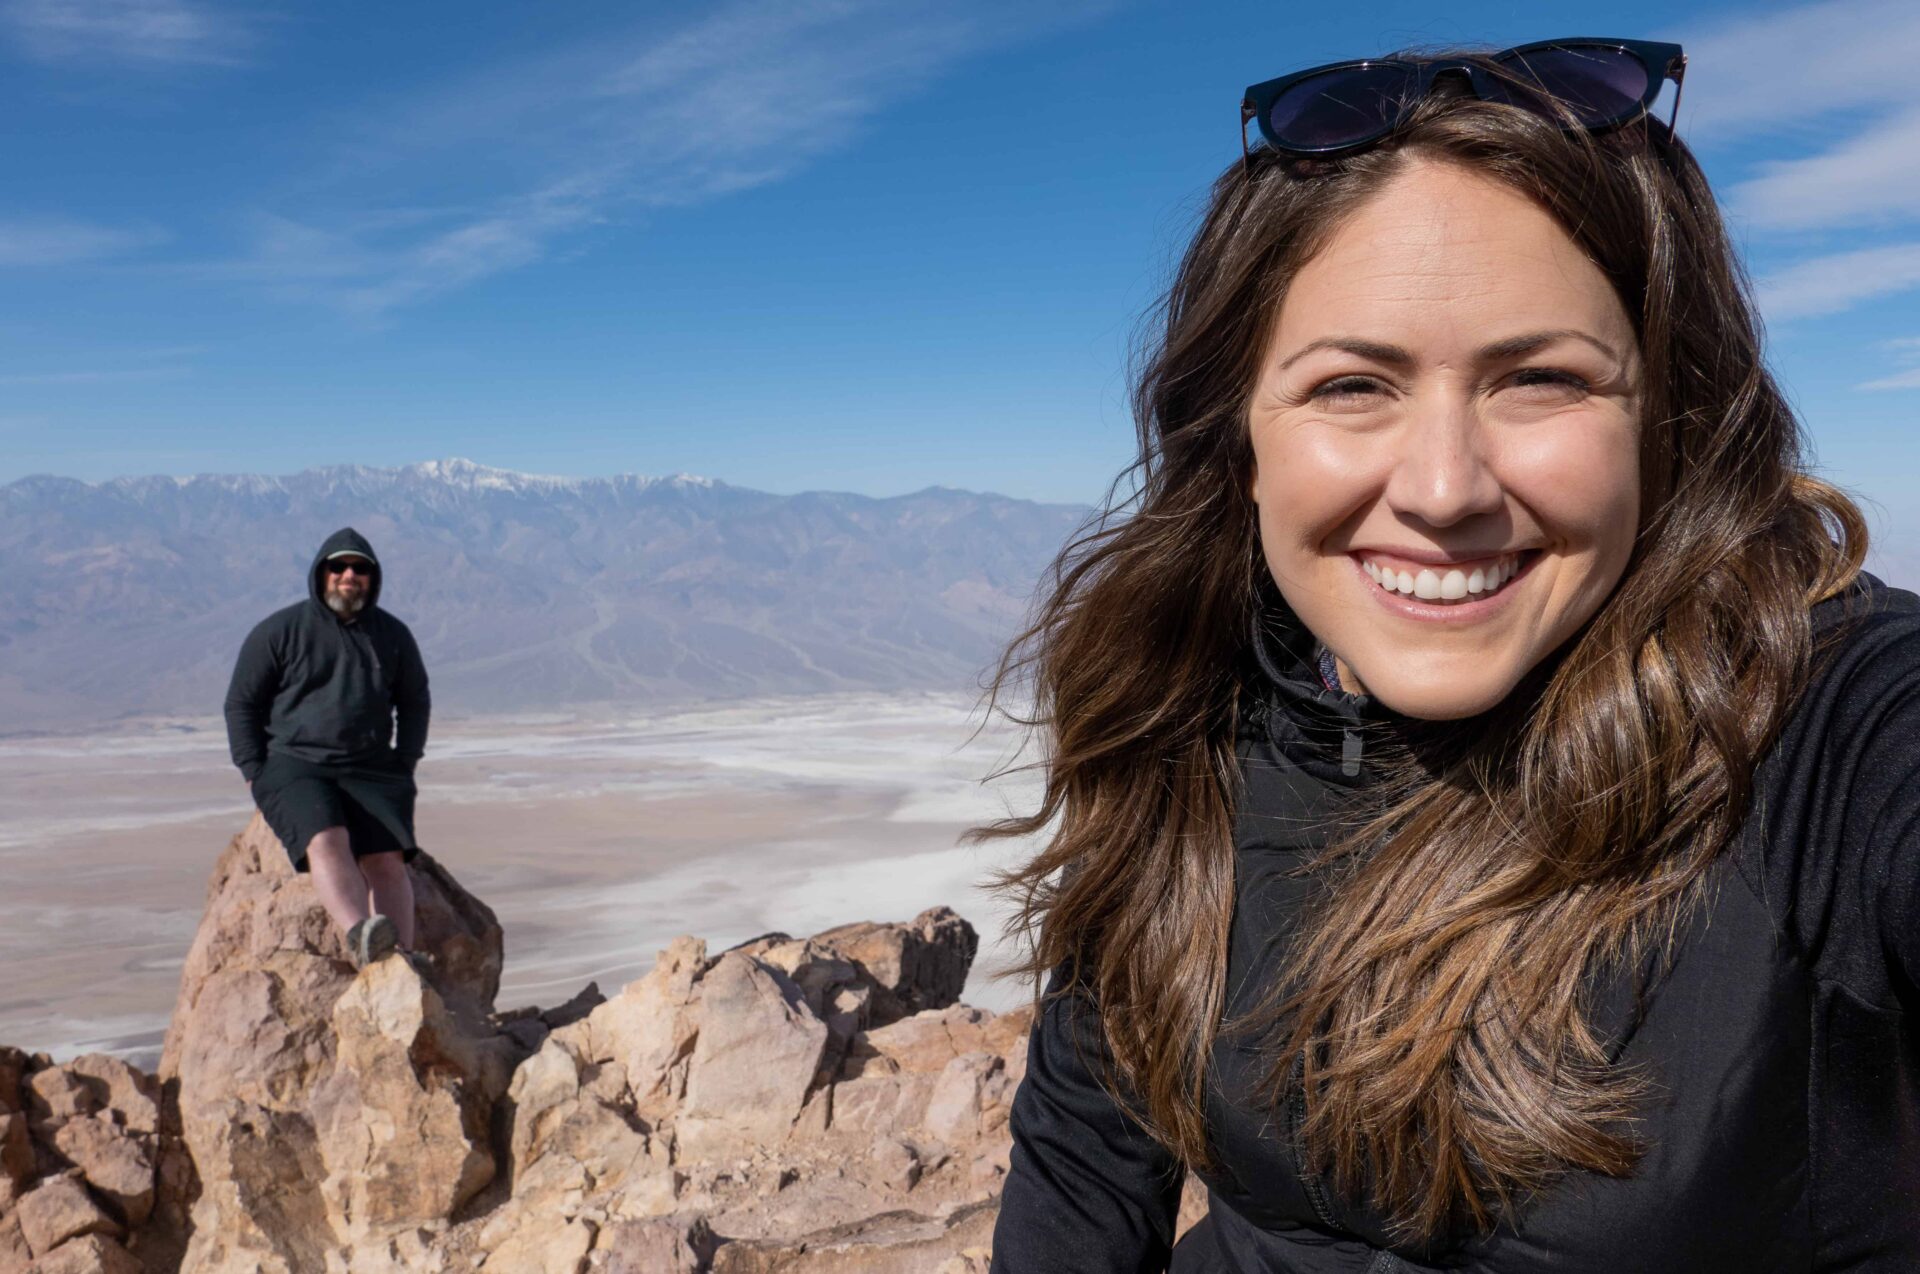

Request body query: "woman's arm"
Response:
[992, 970, 1184, 1273]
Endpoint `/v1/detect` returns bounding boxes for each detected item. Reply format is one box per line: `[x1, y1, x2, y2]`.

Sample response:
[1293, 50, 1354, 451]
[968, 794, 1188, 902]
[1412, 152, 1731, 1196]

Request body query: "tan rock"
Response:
[313, 958, 509, 1244]
[178, 1100, 329, 1274]
[736, 938, 861, 1019]
[0, 1047, 25, 1115]
[15, 1175, 118, 1259]
[594, 1216, 717, 1273]
[0, 1111, 32, 1204]
[828, 1074, 935, 1138]
[506, 1038, 583, 1172]
[48, 1119, 152, 1227]
[866, 1138, 921, 1193]
[62, 1057, 160, 1138]
[849, 1006, 992, 1078]
[809, 907, 979, 1029]
[709, 1197, 999, 1273]
[924, 1052, 1002, 1144]
[478, 1216, 593, 1273]
[505, 1041, 665, 1217]
[24, 1233, 142, 1274]
[980, 1003, 1034, 1058]
[160, 815, 506, 1270]
[571, 937, 705, 1119]
[23, 1071, 97, 1134]
[171, 964, 342, 1115]
[678, 953, 828, 1157]
[1, 1213, 30, 1270]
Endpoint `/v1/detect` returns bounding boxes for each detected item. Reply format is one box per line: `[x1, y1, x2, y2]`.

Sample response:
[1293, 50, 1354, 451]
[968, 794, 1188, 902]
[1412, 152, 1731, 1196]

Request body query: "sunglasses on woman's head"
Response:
[1241, 38, 1686, 165]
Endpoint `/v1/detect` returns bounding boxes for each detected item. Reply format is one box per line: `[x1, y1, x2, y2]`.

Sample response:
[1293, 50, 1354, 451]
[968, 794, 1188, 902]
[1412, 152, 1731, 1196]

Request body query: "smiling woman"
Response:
[976, 39, 1920, 1274]
[1250, 160, 1644, 720]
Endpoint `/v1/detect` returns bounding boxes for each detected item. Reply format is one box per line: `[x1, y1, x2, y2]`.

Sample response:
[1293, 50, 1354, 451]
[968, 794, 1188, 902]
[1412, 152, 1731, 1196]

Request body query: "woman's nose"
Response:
[1382, 401, 1504, 529]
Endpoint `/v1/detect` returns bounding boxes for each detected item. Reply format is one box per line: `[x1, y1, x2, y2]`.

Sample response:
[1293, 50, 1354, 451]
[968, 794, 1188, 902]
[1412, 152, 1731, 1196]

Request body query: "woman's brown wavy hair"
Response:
[973, 67, 1867, 1239]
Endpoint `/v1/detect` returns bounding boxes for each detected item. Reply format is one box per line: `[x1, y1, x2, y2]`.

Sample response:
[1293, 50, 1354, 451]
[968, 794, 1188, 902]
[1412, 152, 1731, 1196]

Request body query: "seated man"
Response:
[223, 527, 431, 968]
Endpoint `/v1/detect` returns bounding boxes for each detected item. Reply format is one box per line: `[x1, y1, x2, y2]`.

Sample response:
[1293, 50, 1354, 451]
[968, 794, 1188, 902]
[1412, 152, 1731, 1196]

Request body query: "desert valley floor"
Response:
[0, 693, 1043, 1064]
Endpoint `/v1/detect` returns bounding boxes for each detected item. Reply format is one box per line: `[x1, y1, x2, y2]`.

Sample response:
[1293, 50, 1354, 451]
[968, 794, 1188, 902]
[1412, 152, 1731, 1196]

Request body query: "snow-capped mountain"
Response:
[0, 460, 1088, 731]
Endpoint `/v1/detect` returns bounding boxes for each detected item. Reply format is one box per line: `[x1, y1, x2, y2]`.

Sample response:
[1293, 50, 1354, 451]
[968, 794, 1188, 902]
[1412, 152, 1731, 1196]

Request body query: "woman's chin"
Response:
[1349, 668, 1518, 721]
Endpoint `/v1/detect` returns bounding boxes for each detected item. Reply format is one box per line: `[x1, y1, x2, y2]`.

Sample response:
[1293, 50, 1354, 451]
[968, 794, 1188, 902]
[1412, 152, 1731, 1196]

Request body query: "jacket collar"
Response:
[1244, 607, 1397, 785]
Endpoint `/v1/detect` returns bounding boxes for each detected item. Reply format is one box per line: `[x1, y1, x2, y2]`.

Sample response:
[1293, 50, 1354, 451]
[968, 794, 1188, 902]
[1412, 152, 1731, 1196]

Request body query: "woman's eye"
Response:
[1505, 367, 1590, 397]
[1309, 375, 1387, 402]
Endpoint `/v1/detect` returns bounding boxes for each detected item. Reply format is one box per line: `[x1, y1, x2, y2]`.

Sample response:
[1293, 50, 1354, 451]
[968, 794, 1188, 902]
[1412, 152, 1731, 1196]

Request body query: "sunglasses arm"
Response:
[1667, 53, 1687, 132]
[1240, 100, 1255, 173]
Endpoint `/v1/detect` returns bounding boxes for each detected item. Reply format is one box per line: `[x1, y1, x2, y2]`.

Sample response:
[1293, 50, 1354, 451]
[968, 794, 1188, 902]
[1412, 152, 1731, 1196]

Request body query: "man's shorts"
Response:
[251, 753, 421, 873]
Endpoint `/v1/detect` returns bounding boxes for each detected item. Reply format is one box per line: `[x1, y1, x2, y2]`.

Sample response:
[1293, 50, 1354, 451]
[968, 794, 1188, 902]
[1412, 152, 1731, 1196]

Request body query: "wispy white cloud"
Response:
[1855, 336, 1920, 390]
[1729, 106, 1920, 231]
[1682, 0, 1920, 321]
[2, 0, 252, 66]
[1681, 0, 1920, 141]
[1758, 242, 1920, 319]
[0, 218, 165, 266]
[1685, 0, 1920, 232]
[208, 0, 1111, 316]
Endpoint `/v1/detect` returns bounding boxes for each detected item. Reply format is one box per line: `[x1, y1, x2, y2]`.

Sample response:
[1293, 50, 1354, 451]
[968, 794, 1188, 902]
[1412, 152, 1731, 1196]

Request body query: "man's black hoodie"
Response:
[223, 528, 430, 781]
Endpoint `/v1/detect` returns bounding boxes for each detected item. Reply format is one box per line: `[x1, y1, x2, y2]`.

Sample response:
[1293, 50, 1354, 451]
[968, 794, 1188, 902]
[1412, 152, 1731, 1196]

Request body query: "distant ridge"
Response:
[0, 459, 1089, 732]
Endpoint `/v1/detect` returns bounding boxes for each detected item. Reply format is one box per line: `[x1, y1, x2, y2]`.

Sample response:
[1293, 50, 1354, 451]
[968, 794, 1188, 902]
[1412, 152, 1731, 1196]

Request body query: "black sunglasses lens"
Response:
[1266, 63, 1417, 151]
[1486, 46, 1651, 126]
[329, 561, 368, 576]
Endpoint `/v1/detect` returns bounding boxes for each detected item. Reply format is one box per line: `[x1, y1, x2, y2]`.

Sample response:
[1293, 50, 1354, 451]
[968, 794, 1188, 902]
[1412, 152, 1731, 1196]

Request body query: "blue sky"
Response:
[3, 0, 1916, 545]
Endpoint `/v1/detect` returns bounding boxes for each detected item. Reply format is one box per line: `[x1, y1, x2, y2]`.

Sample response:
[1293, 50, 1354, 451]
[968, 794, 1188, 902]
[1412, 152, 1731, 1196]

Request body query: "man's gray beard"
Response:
[325, 591, 366, 617]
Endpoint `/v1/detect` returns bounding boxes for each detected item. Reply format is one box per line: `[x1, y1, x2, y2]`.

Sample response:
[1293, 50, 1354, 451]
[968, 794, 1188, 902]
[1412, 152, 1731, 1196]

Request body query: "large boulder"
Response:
[14, 1172, 119, 1257]
[156, 814, 509, 1272]
[312, 957, 516, 1248]
[740, 907, 979, 1033]
[676, 953, 830, 1157]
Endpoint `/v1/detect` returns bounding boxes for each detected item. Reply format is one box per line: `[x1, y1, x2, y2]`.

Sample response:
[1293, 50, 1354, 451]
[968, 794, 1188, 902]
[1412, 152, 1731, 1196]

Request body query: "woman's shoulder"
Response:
[1790, 571, 1920, 753]
[1810, 569, 1920, 664]
[1735, 571, 1920, 1000]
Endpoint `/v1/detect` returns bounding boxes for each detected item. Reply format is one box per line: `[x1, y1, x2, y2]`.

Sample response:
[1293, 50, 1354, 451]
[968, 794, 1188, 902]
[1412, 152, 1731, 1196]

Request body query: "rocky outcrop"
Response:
[0, 814, 1097, 1272]
[0, 1045, 170, 1273]
[151, 815, 508, 1274]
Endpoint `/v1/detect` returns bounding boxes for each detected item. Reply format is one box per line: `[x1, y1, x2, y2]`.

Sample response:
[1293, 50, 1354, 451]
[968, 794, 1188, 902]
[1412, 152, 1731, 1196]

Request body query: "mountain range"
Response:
[0, 459, 1090, 733]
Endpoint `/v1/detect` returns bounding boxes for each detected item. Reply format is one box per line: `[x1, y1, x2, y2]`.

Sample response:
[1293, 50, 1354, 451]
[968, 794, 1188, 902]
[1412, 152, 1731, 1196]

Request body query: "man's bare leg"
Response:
[306, 827, 372, 936]
[360, 851, 416, 950]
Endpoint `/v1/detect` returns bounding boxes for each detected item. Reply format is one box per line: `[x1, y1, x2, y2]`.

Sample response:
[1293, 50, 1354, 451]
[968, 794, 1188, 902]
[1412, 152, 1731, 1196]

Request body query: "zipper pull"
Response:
[1342, 726, 1363, 778]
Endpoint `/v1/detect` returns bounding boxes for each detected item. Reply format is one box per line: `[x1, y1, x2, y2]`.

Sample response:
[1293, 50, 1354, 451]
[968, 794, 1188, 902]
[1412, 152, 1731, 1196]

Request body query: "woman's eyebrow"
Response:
[1478, 329, 1622, 363]
[1275, 337, 1414, 372]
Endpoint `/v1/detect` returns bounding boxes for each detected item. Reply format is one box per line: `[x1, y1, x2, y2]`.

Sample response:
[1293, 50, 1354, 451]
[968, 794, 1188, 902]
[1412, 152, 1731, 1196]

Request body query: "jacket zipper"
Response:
[1289, 1054, 1340, 1231]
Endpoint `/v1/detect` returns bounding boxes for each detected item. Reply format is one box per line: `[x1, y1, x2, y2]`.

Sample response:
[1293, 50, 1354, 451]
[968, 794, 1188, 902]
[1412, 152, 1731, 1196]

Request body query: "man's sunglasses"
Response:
[1241, 38, 1686, 164]
[326, 560, 373, 577]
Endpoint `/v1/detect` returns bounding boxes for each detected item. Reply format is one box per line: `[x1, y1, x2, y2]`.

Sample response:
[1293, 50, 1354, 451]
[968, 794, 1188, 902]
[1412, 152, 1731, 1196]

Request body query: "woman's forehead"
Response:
[1273, 160, 1633, 354]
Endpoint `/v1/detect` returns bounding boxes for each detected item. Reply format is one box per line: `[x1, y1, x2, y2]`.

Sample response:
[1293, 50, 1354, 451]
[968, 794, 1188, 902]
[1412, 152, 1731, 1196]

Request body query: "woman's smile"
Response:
[1354, 548, 1537, 617]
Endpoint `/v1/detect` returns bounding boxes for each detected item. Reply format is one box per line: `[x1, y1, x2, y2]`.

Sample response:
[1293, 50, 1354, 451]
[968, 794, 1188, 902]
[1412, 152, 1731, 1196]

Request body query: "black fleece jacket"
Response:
[993, 574, 1920, 1273]
[223, 528, 430, 781]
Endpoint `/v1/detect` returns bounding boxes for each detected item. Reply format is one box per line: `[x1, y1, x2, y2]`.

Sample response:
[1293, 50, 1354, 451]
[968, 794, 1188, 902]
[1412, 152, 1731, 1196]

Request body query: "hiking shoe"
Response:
[346, 914, 399, 969]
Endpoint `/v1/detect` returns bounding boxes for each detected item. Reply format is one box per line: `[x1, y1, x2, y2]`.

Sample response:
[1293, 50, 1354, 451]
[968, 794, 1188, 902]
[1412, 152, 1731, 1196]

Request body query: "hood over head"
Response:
[309, 526, 382, 612]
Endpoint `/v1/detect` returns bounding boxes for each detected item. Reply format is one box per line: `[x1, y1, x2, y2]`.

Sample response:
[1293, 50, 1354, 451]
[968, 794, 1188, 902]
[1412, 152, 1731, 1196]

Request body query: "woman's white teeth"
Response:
[1364, 554, 1521, 604]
